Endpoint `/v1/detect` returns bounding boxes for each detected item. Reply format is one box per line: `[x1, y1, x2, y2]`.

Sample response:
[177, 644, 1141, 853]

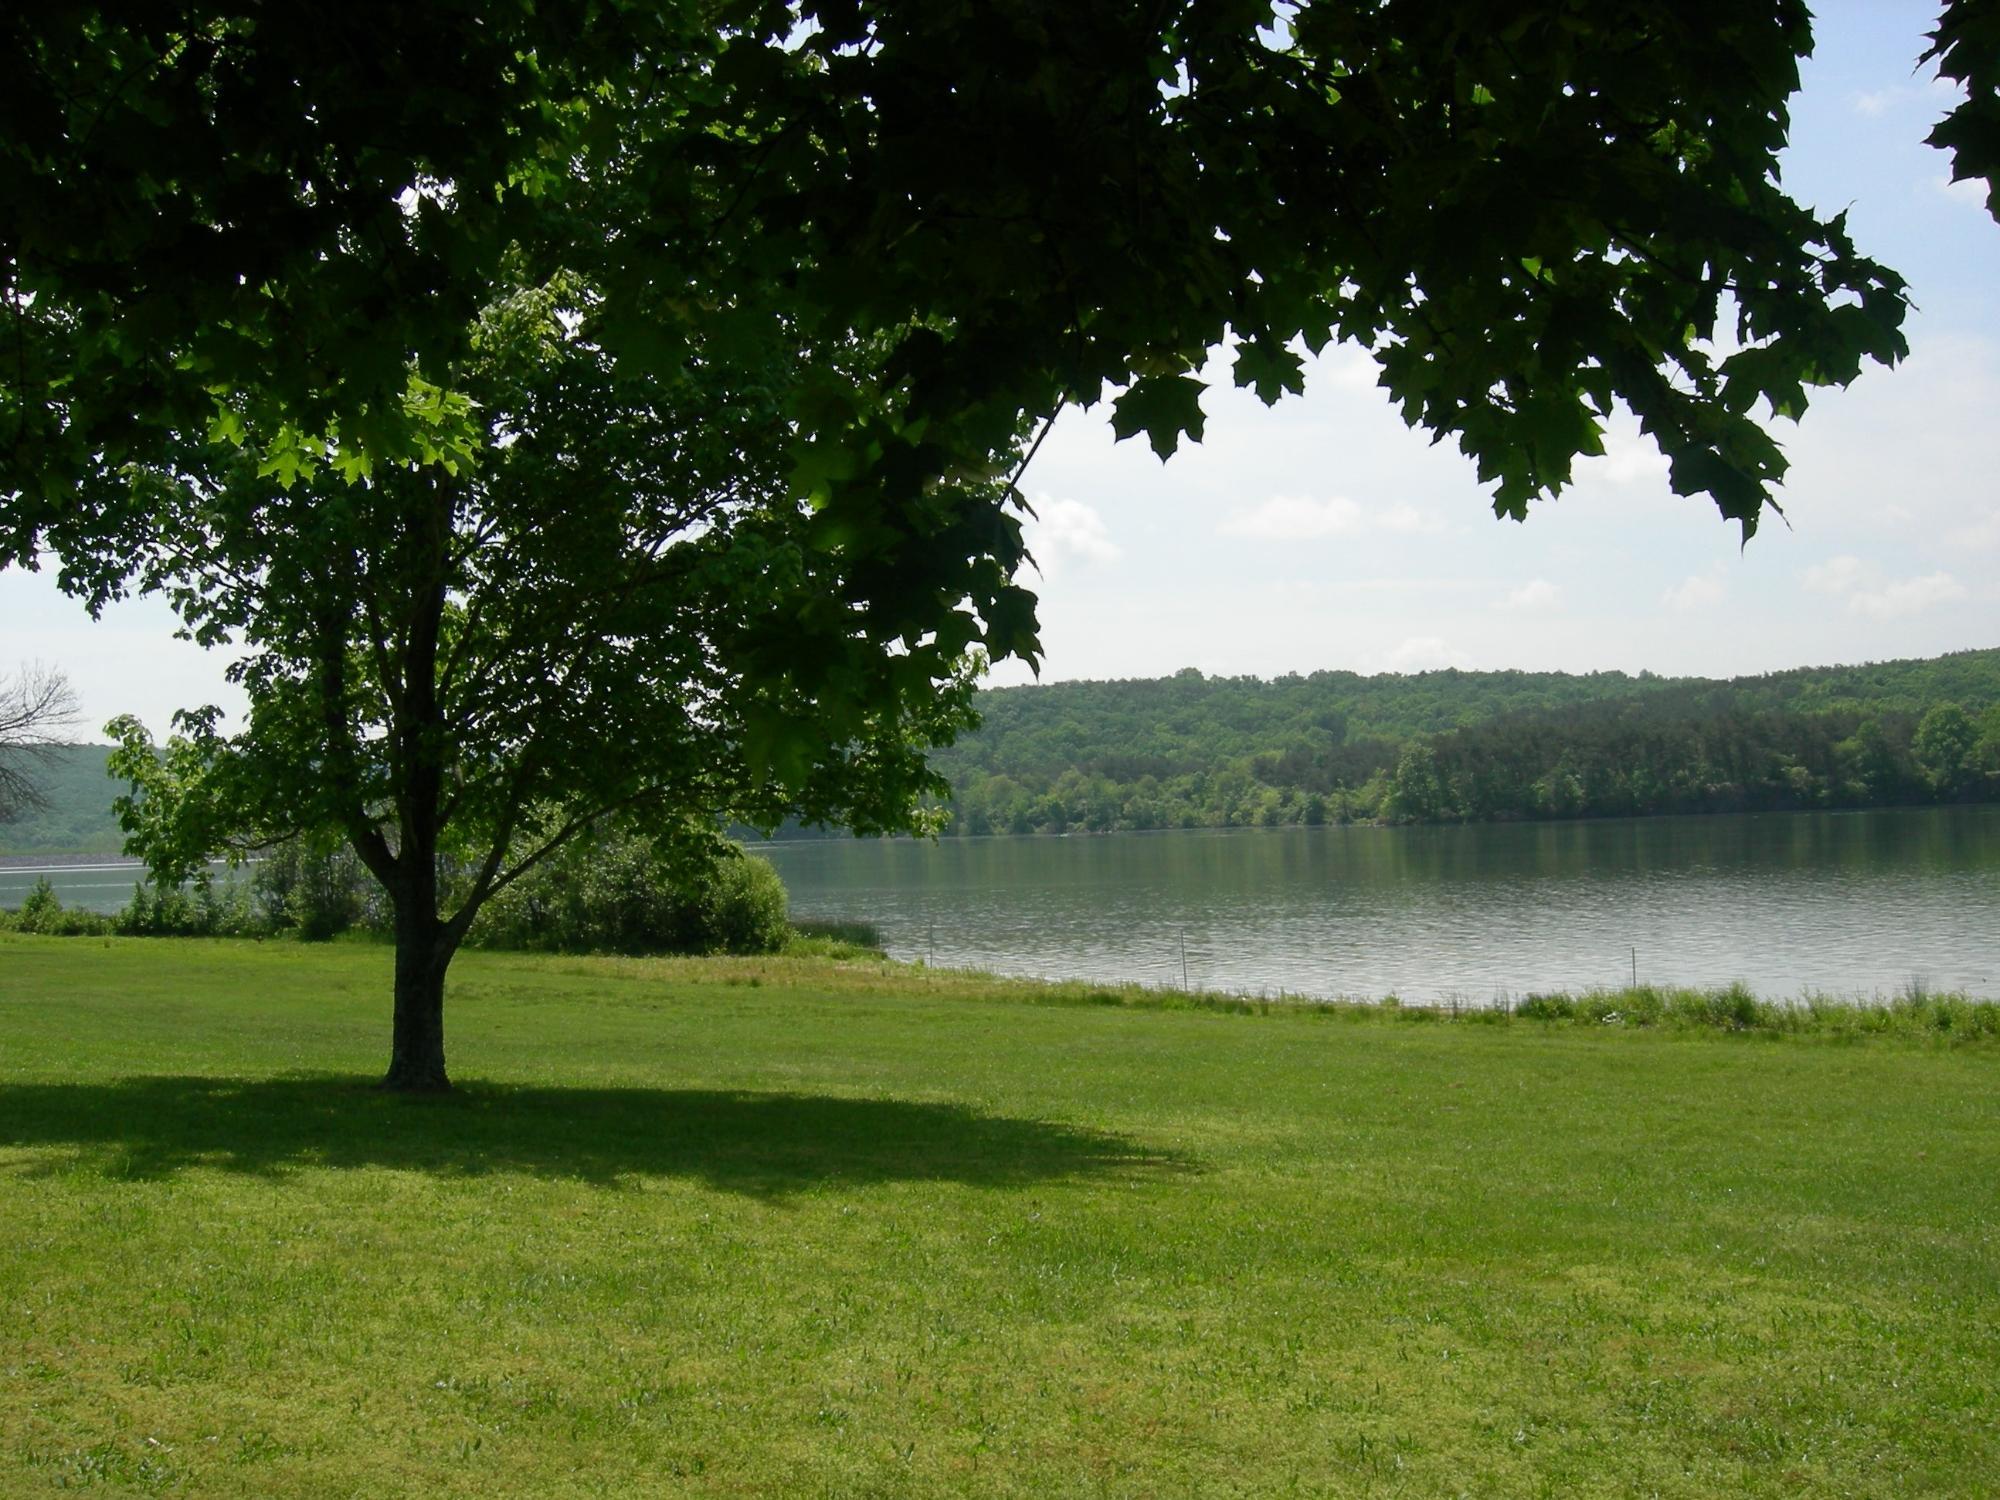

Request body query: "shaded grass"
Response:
[0, 1074, 1183, 1194]
[2, 934, 1997, 1497]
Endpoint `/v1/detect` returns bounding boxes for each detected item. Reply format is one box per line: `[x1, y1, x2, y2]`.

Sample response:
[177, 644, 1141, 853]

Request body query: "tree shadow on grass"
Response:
[0, 1075, 1192, 1197]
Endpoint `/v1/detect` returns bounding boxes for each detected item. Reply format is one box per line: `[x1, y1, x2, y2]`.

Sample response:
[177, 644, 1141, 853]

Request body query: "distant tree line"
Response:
[926, 651, 2000, 834]
[1379, 699, 1994, 825]
[8, 652, 1997, 857]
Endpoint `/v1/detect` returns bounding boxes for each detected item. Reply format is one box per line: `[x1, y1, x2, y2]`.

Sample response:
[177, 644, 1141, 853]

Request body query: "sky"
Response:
[4, 1, 1995, 737]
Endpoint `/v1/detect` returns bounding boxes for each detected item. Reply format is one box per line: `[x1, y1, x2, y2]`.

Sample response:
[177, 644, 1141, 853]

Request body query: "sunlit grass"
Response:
[2, 934, 1996, 1496]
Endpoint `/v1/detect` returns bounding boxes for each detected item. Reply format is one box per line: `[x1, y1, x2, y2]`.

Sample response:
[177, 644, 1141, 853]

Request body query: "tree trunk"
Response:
[372, 482, 463, 1092]
[382, 874, 454, 1092]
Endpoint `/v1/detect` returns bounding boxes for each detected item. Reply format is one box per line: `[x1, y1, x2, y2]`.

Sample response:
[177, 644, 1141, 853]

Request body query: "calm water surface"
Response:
[9, 809, 1992, 1001]
[757, 808, 1999, 1001]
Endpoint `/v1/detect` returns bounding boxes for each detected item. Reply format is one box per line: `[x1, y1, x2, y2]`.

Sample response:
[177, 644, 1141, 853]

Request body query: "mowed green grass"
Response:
[1, 937, 1995, 1497]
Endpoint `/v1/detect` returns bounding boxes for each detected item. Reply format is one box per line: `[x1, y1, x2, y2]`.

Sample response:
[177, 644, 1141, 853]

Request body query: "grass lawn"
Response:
[1, 936, 1996, 1496]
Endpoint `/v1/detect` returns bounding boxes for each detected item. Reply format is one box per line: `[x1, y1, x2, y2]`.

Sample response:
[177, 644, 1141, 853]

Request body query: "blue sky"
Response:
[5, 1, 1995, 734]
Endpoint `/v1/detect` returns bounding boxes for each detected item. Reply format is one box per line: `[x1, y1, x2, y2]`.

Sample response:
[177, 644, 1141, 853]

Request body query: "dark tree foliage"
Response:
[4, 3, 1944, 545]
[1926, 0, 2000, 220]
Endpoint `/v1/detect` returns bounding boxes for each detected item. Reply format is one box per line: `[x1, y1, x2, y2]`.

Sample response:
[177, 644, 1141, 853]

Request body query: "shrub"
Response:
[116, 874, 261, 937]
[15, 876, 61, 934]
[253, 842, 372, 940]
[0, 879, 117, 937]
[704, 853, 789, 955]
[469, 828, 791, 957]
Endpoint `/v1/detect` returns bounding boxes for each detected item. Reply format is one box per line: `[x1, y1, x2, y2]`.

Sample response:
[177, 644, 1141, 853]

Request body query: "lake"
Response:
[8, 808, 1993, 1002]
[756, 808, 2000, 1002]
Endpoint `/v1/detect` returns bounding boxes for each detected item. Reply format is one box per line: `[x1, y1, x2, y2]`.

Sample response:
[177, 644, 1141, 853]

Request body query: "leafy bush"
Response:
[704, 854, 790, 954]
[469, 829, 790, 956]
[117, 875, 259, 937]
[3, 878, 116, 936]
[0, 870, 258, 939]
[15, 876, 60, 933]
[252, 842, 374, 940]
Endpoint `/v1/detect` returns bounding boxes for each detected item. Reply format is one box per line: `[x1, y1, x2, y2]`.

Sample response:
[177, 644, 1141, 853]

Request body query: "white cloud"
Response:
[1662, 566, 1727, 613]
[1378, 501, 1449, 535]
[1499, 578, 1561, 612]
[1849, 572, 1968, 621]
[1803, 555, 1869, 595]
[1949, 508, 2000, 550]
[1590, 429, 1670, 486]
[1935, 173, 1990, 209]
[1800, 554, 1967, 620]
[1218, 494, 1453, 540]
[1850, 78, 1963, 117]
[1384, 636, 1474, 673]
[1322, 347, 1382, 391]
[1025, 494, 1121, 573]
[1218, 493, 1366, 539]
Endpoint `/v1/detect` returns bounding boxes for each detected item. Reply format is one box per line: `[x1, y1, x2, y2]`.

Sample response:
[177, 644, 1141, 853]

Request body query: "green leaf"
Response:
[1111, 376, 1208, 460]
[1232, 341, 1306, 406]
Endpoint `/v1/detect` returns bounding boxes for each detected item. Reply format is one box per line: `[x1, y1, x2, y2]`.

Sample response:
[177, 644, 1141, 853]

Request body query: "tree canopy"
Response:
[9, 1, 1963, 551]
[3, 1, 1991, 1087]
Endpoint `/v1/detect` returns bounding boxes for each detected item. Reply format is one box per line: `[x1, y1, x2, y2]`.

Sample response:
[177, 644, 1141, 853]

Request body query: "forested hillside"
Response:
[0, 744, 124, 855]
[7, 650, 1998, 855]
[930, 650, 2000, 833]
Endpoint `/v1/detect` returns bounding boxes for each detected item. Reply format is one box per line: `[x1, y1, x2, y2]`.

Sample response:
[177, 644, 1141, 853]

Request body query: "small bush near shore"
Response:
[3, 876, 114, 936]
[469, 835, 789, 956]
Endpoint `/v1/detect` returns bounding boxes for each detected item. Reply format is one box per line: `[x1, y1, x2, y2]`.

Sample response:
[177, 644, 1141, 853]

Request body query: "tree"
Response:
[0, 663, 78, 822]
[101, 266, 986, 1090]
[1388, 741, 1454, 823]
[1914, 703, 1980, 798]
[3, 3, 1990, 1085]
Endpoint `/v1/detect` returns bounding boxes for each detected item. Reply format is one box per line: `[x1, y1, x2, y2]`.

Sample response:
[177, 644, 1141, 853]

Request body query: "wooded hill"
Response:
[0, 744, 132, 855]
[6, 648, 1997, 855]
[928, 649, 2000, 834]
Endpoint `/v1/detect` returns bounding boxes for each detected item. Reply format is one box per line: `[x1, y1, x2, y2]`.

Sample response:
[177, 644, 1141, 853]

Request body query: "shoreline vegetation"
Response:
[3, 936, 1996, 1493]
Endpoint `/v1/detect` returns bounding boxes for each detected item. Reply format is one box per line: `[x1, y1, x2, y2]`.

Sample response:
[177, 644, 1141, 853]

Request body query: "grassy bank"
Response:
[2, 936, 1996, 1496]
